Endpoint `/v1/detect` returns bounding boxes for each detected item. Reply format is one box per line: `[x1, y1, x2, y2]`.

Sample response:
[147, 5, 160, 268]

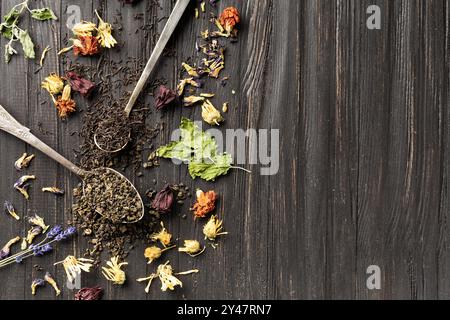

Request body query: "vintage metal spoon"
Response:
[94, 0, 191, 153]
[0, 105, 145, 224]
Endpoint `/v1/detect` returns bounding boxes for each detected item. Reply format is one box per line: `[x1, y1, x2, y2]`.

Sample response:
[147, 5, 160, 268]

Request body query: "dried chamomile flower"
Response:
[31, 278, 45, 295]
[14, 153, 35, 171]
[72, 21, 96, 37]
[14, 175, 36, 200]
[178, 240, 205, 257]
[201, 100, 224, 126]
[150, 222, 173, 247]
[26, 226, 43, 244]
[203, 215, 228, 241]
[182, 62, 199, 77]
[54, 255, 94, 283]
[54, 85, 76, 119]
[95, 10, 117, 48]
[0, 236, 20, 260]
[28, 214, 49, 233]
[144, 245, 176, 264]
[45, 272, 61, 296]
[42, 187, 65, 195]
[41, 74, 64, 95]
[191, 190, 218, 218]
[102, 256, 128, 285]
[183, 96, 205, 107]
[4, 201, 20, 220]
[73, 36, 100, 56]
[137, 261, 199, 293]
[219, 7, 240, 35]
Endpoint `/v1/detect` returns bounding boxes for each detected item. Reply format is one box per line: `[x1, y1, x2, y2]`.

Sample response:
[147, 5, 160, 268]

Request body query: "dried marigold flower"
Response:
[0, 236, 20, 260]
[154, 86, 177, 111]
[201, 100, 224, 126]
[102, 256, 128, 285]
[219, 7, 240, 34]
[45, 272, 61, 296]
[95, 10, 117, 48]
[66, 72, 96, 97]
[14, 153, 35, 171]
[72, 21, 96, 37]
[144, 245, 176, 264]
[54, 85, 76, 119]
[150, 222, 173, 247]
[73, 36, 100, 56]
[54, 255, 94, 283]
[203, 215, 228, 241]
[151, 184, 175, 214]
[178, 240, 205, 257]
[192, 190, 218, 218]
[74, 286, 103, 300]
[41, 73, 64, 95]
[31, 278, 45, 295]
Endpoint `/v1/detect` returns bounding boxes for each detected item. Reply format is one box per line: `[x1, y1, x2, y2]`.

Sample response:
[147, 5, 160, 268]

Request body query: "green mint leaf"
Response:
[188, 154, 232, 181]
[0, 23, 14, 39]
[17, 29, 35, 59]
[30, 8, 57, 21]
[3, 8, 21, 25]
[157, 141, 193, 162]
[4, 43, 17, 63]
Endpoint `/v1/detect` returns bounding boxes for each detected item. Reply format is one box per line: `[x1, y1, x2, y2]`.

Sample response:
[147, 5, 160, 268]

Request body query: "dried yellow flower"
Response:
[182, 62, 199, 77]
[203, 215, 228, 241]
[102, 256, 128, 285]
[150, 222, 173, 247]
[72, 21, 96, 37]
[183, 96, 205, 107]
[201, 100, 224, 126]
[95, 10, 117, 48]
[144, 245, 176, 264]
[41, 73, 64, 95]
[178, 240, 205, 257]
[54, 255, 94, 283]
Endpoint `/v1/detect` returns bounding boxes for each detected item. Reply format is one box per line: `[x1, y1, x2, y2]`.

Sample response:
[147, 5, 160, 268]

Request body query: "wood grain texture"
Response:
[0, 0, 449, 300]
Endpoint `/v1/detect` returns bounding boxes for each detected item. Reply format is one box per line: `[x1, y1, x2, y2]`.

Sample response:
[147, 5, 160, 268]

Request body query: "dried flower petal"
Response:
[73, 36, 100, 56]
[150, 222, 172, 247]
[144, 245, 176, 264]
[219, 7, 240, 34]
[102, 256, 128, 285]
[41, 73, 64, 95]
[192, 190, 218, 218]
[203, 215, 228, 241]
[55, 85, 76, 119]
[182, 62, 200, 77]
[183, 96, 205, 107]
[201, 100, 224, 126]
[177, 78, 203, 96]
[28, 214, 49, 233]
[26, 226, 43, 244]
[154, 86, 177, 111]
[178, 240, 205, 257]
[42, 187, 65, 195]
[14, 153, 35, 171]
[14, 175, 35, 200]
[66, 72, 96, 97]
[72, 21, 96, 37]
[45, 272, 61, 296]
[95, 10, 117, 48]
[74, 286, 103, 300]
[151, 185, 174, 214]
[31, 278, 45, 295]
[54, 255, 94, 283]
[0, 236, 20, 260]
[4, 201, 20, 220]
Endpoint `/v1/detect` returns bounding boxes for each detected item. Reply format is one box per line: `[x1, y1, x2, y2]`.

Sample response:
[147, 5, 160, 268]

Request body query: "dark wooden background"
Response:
[0, 0, 449, 300]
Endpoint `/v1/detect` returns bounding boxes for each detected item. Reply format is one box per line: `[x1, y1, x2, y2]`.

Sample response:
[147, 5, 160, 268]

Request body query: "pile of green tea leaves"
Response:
[157, 118, 243, 181]
[0, 0, 57, 63]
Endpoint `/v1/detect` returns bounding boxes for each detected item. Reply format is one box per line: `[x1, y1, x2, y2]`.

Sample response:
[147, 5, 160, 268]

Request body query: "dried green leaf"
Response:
[30, 8, 57, 21]
[4, 43, 17, 63]
[17, 29, 35, 59]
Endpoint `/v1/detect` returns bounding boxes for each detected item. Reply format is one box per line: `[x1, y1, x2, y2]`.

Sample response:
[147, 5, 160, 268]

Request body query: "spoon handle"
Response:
[124, 0, 191, 117]
[0, 104, 86, 176]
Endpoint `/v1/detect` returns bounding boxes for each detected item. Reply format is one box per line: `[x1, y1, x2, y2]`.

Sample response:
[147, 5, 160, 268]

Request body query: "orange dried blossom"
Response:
[219, 7, 240, 34]
[54, 85, 76, 119]
[73, 36, 100, 56]
[191, 190, 218, 218]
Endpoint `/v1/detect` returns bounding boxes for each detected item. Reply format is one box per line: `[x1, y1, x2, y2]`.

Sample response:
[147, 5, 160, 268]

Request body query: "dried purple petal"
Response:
[151, 184, 174, 214]
[0, 236, 20, 260]
[14, 153, 35, 171]
[26, 226, 43, 244]
[4, 201, 20, 220]
[74, 286, 103, 300]
[31, 278, 45, 295]
[154, 85, 177, 111]
[14, 175, 35, 200]
[66, 72, 96, 97]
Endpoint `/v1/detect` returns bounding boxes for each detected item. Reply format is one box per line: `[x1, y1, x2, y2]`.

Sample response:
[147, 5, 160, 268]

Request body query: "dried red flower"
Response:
[66, 72, 96, 97]
[154, 85, 177, 111]
[191, 190, 218, 218]
[74, 286, 103, 300]
[219, 7, 240, 33]
[73, 36, 100, 56]
[151, 184, 174, 214]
